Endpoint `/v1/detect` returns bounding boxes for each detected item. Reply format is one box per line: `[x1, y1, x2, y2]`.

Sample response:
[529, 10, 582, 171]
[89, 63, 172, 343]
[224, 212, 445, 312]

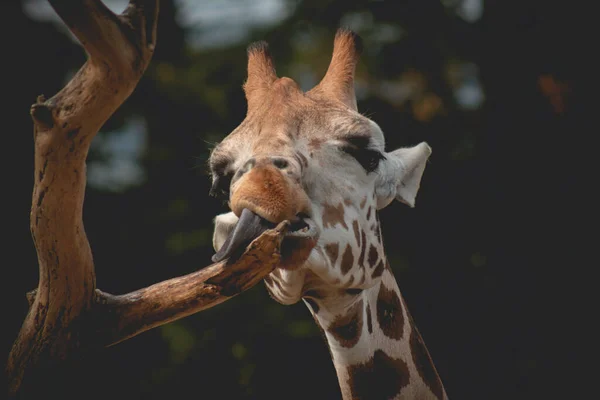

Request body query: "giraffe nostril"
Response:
[272, 158, 288, 169]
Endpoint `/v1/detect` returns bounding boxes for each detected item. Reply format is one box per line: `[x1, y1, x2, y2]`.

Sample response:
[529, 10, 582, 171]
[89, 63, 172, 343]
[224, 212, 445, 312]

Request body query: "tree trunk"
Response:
[5, 1, 287, 396]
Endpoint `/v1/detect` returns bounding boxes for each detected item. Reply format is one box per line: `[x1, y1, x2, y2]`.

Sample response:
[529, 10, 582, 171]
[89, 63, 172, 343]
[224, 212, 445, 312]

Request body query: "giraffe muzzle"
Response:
[230, 163, 309, 224]
[215, 163, 317, 264]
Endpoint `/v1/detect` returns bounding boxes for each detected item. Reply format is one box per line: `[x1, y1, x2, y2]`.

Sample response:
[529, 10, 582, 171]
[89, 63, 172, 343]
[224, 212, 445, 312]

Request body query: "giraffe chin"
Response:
[212, 208, 319, 266]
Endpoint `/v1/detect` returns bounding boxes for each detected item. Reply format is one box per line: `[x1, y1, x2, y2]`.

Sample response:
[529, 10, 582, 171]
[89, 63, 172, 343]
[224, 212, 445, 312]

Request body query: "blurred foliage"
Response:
[2, 0, 585, 399]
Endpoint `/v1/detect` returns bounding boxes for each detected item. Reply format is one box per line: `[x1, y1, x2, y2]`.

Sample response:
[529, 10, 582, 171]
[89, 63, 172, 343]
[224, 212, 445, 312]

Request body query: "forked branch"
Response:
[6, 0, 282, 396]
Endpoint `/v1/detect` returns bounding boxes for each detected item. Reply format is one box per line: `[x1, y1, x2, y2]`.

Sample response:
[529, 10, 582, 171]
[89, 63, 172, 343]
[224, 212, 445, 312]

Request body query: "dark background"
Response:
[2, 0, 588, 399]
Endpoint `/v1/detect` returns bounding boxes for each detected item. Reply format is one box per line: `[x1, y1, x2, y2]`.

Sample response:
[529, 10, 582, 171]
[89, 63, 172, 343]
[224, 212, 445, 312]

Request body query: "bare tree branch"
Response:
[20, 223, 287, 349]
[49, 0, 124, 64]
[48, 0, 158, 72]
[95, 222, 288, 347]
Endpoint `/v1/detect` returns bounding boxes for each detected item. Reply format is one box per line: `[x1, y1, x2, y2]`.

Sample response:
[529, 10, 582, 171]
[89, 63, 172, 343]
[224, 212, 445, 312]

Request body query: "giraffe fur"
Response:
[209, 28, 447, 400]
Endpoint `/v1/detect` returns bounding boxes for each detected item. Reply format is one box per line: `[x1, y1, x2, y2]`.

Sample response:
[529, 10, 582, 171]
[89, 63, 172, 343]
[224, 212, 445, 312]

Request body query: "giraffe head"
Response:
[209, 29, 431, 304]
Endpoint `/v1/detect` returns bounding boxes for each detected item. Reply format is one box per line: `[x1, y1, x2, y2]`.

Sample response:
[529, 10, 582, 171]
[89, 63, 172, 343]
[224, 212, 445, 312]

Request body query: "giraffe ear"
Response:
[375, 142, 432, 209]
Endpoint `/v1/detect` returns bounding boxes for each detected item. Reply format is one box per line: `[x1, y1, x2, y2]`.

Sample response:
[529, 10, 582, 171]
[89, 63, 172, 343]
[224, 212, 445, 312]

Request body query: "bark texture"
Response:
[5, 0, 286, 396]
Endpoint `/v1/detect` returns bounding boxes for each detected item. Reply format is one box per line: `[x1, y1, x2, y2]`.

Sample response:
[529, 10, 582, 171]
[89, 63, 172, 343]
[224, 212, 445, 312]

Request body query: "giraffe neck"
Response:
[305, 265, 448, 400]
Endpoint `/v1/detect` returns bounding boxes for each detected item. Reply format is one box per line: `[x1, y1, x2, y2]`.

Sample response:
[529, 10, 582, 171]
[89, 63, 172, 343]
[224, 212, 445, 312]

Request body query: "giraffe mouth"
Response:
[286, 212, 317, 238]
[211, 209, 318, 263]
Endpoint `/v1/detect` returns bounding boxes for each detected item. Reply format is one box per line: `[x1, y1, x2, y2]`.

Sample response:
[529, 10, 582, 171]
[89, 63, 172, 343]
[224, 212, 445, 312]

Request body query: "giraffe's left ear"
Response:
[374, 142, 432, 209]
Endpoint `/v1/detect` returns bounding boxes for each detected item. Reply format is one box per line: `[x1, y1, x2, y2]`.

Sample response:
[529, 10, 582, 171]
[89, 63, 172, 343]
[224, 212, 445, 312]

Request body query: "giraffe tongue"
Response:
[211, 208, 276, 263]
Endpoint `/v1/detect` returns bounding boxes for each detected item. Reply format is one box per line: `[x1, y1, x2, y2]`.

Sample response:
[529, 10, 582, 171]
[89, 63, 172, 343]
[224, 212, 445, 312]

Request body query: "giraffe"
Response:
[209, 29, 448, 400]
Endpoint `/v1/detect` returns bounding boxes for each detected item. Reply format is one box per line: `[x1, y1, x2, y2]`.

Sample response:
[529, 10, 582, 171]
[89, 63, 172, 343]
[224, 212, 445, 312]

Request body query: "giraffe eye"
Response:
[340, 136, 385, 173]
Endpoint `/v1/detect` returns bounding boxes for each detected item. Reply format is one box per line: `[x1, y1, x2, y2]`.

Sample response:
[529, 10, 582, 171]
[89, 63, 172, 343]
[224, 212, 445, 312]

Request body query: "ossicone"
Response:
[244, 41, 278, 111]
[309, 28, 363, 110]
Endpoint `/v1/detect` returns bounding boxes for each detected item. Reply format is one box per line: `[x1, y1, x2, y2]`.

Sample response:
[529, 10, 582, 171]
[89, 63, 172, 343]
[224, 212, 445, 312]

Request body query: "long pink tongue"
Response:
[212, 208, 275, 263]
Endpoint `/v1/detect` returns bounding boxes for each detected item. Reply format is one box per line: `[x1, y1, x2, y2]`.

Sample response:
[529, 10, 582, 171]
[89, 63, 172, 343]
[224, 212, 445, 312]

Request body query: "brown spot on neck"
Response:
[376, 283, 404, 340]
[322, 202, 348, 230]
[325, 242, 339, 266]
[346, 350, 410, 400]
[367, 244, 378, 269]
[327, 299, 364, 348]
[352, 220, 361, 246]
[340, 244, 354, 274]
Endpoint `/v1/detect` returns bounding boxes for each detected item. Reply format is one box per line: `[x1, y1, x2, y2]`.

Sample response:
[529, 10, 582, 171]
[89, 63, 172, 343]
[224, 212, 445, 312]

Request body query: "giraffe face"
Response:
[209, 30, 431, 304]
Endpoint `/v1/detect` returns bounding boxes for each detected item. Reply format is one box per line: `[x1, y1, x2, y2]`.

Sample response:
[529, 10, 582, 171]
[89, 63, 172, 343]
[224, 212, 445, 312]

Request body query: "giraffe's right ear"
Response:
[374, 142, 432, 209]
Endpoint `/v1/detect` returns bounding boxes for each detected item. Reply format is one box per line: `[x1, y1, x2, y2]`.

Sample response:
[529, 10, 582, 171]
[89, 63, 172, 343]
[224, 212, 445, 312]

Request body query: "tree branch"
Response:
[49, 0, 124, 64]
[95, 222, 288, 347]
[48, 0, 158, 72]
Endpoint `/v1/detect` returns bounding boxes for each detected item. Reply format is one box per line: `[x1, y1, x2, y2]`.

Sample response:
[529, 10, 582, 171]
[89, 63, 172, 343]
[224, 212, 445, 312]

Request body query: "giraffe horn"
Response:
[309, 28, 362, 110]
[243, 41, 278, 113]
